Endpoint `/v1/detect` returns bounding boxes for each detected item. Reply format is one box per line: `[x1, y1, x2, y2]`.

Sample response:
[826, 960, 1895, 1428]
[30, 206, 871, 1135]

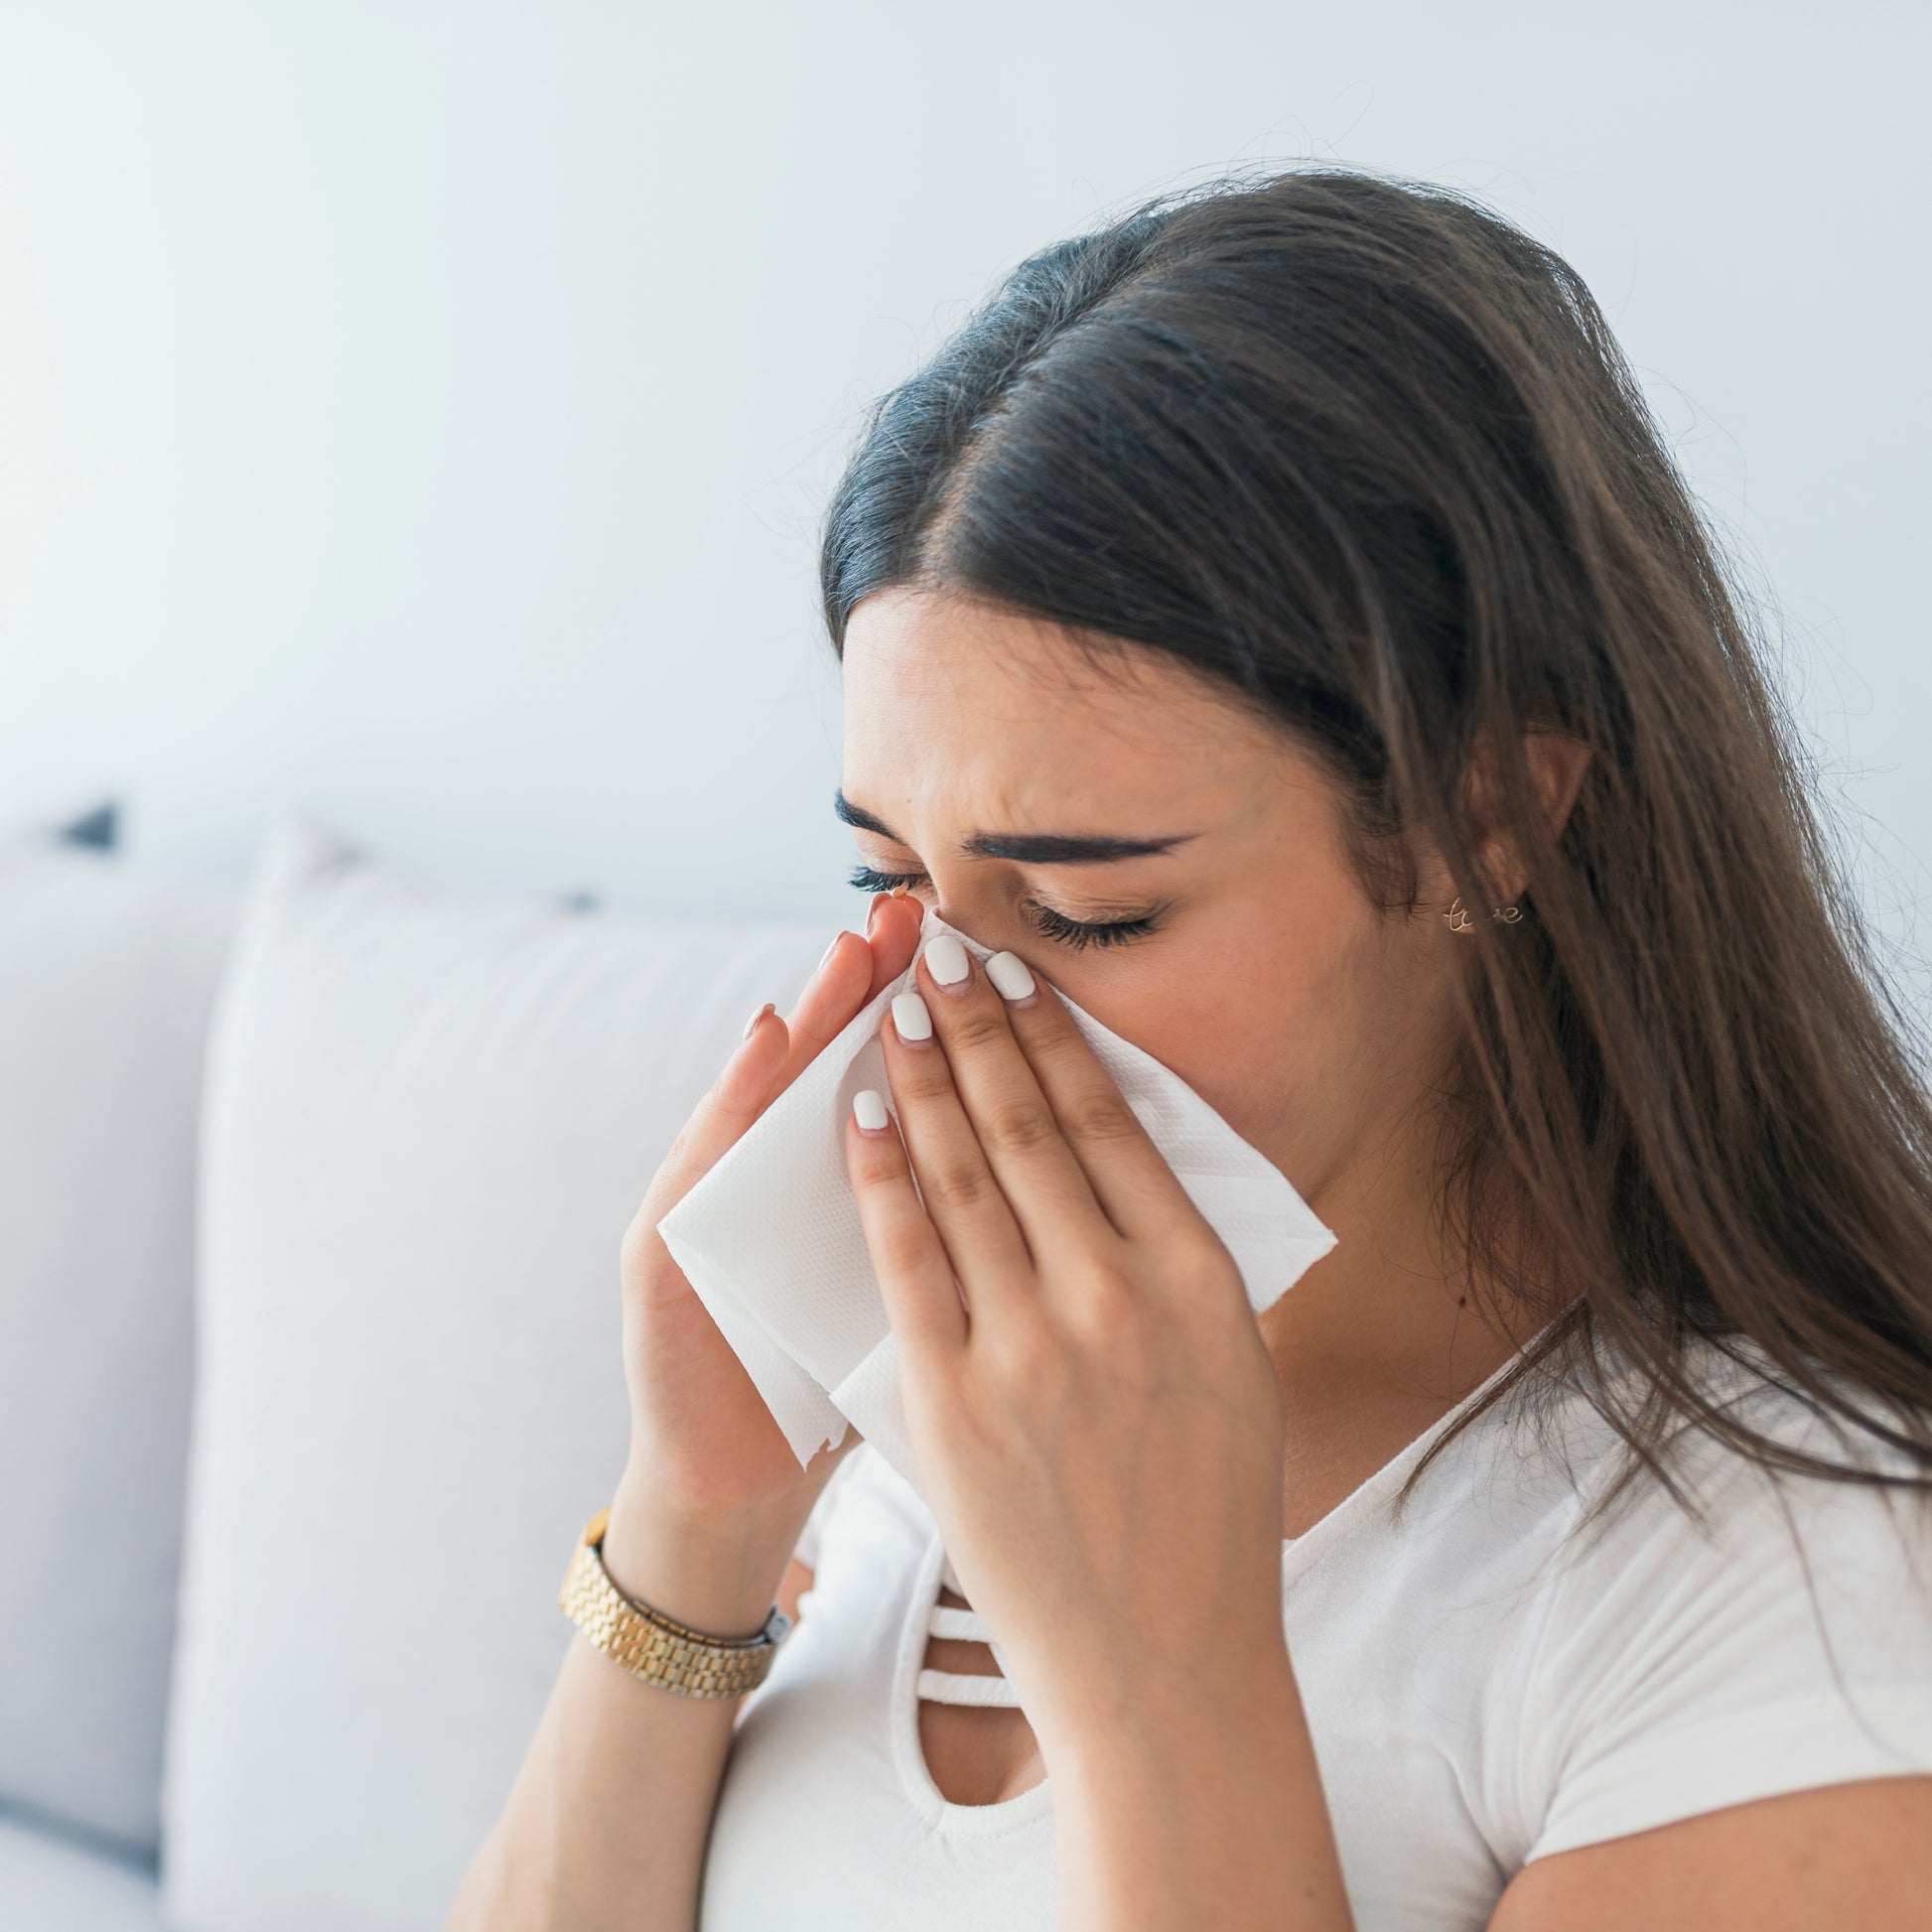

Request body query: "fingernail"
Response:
[853, 1088, 891, 1132]
[865, 897, 885, 938]
[818, 932, 846, 974]
[742, 1001, 774, 1042]
[985, 951, 1036, 1002]
[891, 990, 933, 1041]
[923, 935, 970, 987]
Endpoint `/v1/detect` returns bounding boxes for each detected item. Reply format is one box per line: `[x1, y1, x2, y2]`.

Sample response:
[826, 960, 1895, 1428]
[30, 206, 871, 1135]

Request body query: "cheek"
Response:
[1051, 901, 1382, 1179]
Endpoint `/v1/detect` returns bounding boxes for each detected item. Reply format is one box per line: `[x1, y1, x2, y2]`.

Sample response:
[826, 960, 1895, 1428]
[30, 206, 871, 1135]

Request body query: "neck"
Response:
[1257, 1099, 1538, 1525]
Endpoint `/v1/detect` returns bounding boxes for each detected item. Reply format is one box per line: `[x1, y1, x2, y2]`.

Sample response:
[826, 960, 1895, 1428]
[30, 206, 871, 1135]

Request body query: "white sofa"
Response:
[0, 809, 829, 1930]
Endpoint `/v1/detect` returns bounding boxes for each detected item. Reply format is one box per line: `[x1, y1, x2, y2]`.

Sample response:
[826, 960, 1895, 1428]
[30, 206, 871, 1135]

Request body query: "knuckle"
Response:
[895, 1062, 957, 1107]
[620, 1213, 655, 1276]
[1026, 1021, 1091, 1075]
[621, 1207, 676, 1291]
[1063, 1258, 1136, 1331]
[1175, 1230, 1245, 1299]
[879, 1225, 935, 1279]
[1072, 1298, 1161, 1385]
[946, 1009, 1012, 1055]
[850, 1143, 903, 1188]
[981, 1104, 1061, 1158]
[926, 1157, 995, 1211]
[986, 1321, 1066, 1405]
[1065, 1088, 1144, 1146]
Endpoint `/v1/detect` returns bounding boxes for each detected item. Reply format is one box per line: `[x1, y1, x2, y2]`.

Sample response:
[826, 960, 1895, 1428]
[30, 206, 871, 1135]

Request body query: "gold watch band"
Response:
[558, 1506, 792, 1700]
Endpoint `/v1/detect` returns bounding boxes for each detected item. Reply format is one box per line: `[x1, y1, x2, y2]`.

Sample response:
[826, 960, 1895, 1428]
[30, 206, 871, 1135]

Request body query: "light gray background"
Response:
[0, 4, 1924, 973]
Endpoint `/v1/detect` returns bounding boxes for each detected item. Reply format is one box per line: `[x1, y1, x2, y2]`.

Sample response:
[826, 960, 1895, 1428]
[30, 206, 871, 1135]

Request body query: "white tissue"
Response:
[656, 913, 1337, 1543]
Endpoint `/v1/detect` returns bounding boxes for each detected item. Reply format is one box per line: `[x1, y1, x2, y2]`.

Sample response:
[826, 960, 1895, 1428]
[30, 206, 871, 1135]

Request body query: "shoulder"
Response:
[1505, 1341, 1932, 1864]
[1537, 1339, 1932, 1595]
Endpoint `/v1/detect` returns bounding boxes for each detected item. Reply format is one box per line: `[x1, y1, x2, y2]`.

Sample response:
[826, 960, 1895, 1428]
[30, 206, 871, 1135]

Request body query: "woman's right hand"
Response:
[606, 892, 925, 1607]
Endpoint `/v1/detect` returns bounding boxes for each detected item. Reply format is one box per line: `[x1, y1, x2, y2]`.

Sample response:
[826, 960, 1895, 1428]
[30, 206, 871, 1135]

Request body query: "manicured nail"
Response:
[853, 1088, 891, 1133]
[865, 895, 888, 938]
[818, 931, 847, 974]
[923, 935, 970, 987]
[891, 990, 933, 1041]
[985, 951, 1035, 1002]
[742, 1001, 774, 1042]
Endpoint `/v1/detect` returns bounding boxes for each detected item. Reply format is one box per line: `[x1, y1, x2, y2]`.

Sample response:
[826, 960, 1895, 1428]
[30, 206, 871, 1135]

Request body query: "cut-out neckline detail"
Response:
[893, 1536, 1053, 1827]
[916, 1597, 1023, 1707]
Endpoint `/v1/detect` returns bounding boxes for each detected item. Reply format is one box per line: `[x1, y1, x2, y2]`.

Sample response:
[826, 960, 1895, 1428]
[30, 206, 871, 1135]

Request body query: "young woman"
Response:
[450, 168, 1932, 1931]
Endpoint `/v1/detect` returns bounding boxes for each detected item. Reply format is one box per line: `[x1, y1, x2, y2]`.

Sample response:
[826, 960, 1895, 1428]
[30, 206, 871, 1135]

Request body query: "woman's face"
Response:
[839, 586, 1467, 1208]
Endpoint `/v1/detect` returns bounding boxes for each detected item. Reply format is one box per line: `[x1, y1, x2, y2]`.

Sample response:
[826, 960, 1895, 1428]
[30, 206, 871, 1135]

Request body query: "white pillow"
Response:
[0, 829, 236, 1853]
[160, 816, 831, 1932]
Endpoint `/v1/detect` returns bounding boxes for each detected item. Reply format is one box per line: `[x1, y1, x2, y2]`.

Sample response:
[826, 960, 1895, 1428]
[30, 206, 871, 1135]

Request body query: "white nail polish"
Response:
[923, 935, 970, 985]
[985, 951, 1035, 1001]
[853, 1088, 890, 1132]
[892, 990, 933, 1040]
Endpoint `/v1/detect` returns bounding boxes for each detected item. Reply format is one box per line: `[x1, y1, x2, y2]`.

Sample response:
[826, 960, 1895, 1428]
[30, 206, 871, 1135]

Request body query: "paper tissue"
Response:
[656, 913, 1337, 1555]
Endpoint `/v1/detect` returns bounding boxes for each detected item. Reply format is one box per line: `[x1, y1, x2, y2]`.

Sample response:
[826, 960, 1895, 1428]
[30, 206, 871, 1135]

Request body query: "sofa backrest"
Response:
[0, 821, 236, 1854]
[157, 815, 828, 1932]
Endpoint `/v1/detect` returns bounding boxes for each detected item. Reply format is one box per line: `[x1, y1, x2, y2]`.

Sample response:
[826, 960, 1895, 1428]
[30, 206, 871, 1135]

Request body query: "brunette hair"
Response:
[817, 164, 1932, 1505]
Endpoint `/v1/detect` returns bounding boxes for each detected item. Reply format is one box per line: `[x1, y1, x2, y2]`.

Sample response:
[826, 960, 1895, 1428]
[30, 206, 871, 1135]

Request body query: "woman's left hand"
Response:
[842, 931, 1292, 1761]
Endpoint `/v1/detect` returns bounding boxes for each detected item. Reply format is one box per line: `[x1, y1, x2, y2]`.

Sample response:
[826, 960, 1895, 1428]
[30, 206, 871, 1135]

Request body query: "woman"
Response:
[450, 168, 1932, 1930]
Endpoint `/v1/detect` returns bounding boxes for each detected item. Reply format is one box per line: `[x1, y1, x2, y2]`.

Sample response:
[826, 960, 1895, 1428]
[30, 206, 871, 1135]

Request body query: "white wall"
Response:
[0, 2, 1926, 950]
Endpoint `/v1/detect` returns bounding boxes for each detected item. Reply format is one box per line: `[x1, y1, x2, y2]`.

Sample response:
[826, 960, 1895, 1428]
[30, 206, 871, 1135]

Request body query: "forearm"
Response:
[1049, 1649, 1354, 1932]
[446, 1476, 805, 1932]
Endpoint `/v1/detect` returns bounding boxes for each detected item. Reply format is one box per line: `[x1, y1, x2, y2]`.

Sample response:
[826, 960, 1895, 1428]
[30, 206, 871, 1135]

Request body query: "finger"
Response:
[780, 928, 876, 1078]
[778, 897, 899, 1081]
[906, 936, 1119, 1262]
[651, 1002, 793, 1200]
[978, 953, 1210, 1245]
[846, 1087, 967, 1365]
[780, 895, 927, 1084]
[864, 889, 924, 994]
[880, 998, 1039, 1324]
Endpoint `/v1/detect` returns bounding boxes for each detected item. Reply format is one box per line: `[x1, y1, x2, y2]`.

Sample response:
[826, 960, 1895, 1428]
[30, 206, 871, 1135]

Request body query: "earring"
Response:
[1444, 895, 1522, 931]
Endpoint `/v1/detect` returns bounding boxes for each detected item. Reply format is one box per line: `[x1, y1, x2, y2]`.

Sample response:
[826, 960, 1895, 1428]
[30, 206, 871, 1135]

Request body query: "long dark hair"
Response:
[817, 164, 1932, 1506]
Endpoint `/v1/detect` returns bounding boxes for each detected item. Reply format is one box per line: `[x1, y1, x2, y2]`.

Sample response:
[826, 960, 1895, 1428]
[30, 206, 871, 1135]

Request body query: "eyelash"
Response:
[846, 865, 1164, 951]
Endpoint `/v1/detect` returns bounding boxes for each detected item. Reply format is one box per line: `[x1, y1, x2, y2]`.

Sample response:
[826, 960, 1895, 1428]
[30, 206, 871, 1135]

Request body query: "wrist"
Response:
[1045, 1650, 1354, 1932]
[1031, 1618, 1299, 1771]
[1055, 1646, 1299, 1772]
[598, 1473, 805, 1642]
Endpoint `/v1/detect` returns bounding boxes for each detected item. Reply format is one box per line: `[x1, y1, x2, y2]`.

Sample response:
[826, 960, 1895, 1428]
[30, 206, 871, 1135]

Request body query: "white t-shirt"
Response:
[698, 1345, 1932, 1930]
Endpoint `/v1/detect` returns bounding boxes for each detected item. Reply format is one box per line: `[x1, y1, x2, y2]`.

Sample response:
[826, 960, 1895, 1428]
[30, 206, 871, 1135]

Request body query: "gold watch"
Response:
[559, 1506, 792, 1700]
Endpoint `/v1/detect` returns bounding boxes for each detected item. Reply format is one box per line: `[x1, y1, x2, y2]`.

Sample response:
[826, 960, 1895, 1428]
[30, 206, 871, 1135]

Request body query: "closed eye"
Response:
[847, 863, 1164, 951]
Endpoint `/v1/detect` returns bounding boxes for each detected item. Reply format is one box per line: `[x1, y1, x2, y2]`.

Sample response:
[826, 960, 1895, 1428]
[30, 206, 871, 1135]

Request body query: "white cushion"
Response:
[161, 815, 830, 1932]
[0, 1811, 167, 1932]
[0, 831, 235, 1853]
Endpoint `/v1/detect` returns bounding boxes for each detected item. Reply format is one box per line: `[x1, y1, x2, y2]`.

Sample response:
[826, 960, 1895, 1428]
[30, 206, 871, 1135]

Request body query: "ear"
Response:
[1468, 728, 1592, 904]
[1515, 728, 1593, 841]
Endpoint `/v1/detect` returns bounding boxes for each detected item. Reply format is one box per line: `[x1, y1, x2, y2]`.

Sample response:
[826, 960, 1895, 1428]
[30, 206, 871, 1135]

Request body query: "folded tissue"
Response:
[655, 913, 1337, 1572]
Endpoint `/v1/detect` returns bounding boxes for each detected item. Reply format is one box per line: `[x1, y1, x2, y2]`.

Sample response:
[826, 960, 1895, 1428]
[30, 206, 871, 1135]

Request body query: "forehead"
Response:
[840, 587, 1288, 829]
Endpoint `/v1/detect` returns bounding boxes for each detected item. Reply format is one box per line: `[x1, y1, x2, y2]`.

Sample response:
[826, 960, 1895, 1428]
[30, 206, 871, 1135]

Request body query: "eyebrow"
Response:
[834, 789, 1198, 865]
